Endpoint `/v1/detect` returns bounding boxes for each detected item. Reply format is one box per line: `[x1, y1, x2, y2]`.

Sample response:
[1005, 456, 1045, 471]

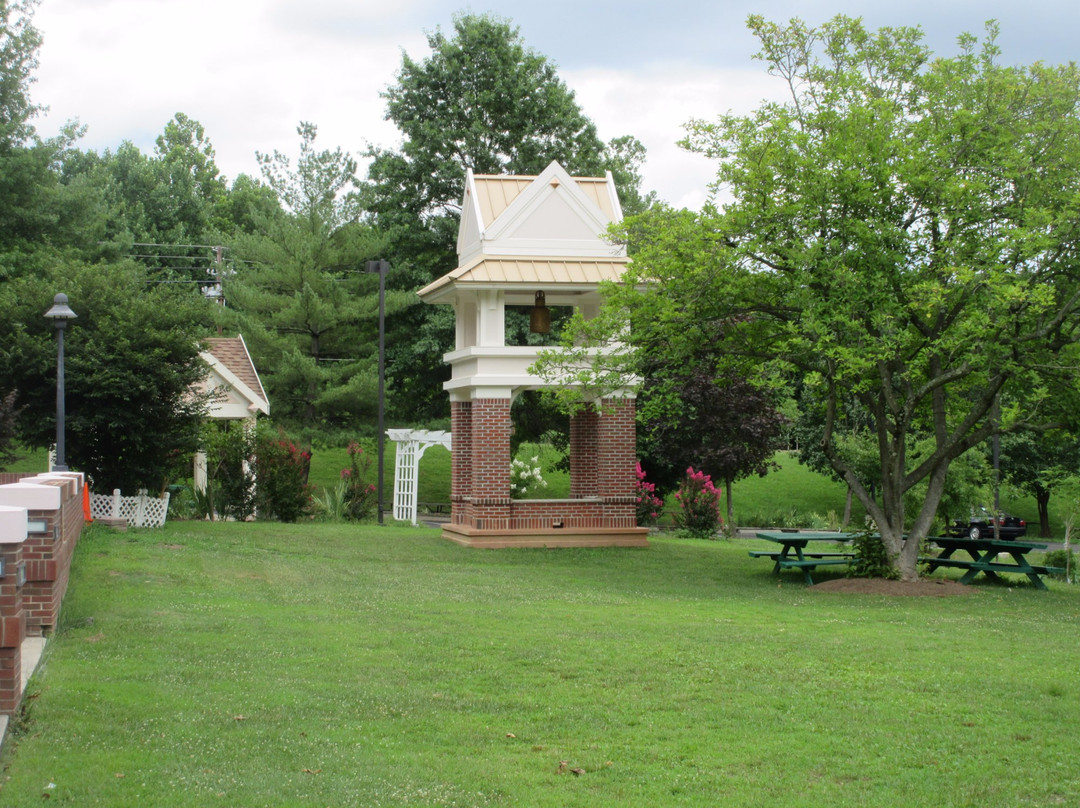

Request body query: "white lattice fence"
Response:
[90, 488, 171, 528]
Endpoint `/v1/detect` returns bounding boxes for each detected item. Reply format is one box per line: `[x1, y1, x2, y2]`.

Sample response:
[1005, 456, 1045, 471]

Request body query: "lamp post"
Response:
[365, 260, 388, 524]
[44, 293, 77, 472]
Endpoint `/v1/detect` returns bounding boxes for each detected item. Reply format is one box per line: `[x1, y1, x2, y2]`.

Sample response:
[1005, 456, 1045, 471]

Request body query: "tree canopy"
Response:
[547, 16, 1080, 579]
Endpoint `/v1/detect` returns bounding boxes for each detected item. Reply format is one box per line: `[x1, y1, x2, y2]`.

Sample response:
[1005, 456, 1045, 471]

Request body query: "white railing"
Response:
[90, 488, 170, 528]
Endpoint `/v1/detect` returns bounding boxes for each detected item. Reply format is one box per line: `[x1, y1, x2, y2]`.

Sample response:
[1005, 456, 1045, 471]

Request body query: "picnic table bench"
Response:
[751, 531, 857, 585]
[920, 536, 1064, 590]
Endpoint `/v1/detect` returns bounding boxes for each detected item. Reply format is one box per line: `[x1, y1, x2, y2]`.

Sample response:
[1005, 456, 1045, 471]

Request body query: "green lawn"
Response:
[2, 521, 1078, 806]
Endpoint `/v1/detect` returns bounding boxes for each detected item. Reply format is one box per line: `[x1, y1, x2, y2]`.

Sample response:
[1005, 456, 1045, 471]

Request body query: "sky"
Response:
[28, 0, 1080, 212]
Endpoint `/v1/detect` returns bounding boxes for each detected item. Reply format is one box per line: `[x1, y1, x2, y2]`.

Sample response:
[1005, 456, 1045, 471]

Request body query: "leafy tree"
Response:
[0, 0, 41, 147]
[639, 363, 785, 529]
[89, 114, 228, 263]
[545, 18, 1080, 580]
[366, 13, 653, 421]
[999, 431, 1080, 537]
[0, 261, 213, 492]
[226, 123, 405, 436]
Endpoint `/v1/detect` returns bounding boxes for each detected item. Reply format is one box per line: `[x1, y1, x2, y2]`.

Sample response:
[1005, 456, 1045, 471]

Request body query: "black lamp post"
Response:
[365, 260, 388, 524]
[44, 293, 77, 471]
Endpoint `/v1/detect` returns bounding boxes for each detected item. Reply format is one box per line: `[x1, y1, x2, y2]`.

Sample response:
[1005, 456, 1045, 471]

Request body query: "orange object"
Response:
[83, 482, 92, 523]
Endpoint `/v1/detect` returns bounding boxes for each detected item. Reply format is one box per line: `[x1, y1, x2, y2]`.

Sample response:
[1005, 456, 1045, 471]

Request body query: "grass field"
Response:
[1, 521, 1078, 806]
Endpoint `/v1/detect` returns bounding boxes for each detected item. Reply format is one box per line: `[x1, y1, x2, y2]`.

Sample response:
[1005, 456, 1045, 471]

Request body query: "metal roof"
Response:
[469, 174, 618, 227]
[417, 256, 628, 302]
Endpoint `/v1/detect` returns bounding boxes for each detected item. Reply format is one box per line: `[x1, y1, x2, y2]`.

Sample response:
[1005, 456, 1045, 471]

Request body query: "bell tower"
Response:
[418, 162, 648, 548]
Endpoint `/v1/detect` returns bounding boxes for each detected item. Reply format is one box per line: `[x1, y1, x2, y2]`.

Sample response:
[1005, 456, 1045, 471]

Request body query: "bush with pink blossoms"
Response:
[634, 462, 664, 526]
[674, 467, 722, 538]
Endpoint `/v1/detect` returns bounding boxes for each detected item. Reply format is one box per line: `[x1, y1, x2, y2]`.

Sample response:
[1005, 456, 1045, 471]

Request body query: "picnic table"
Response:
[920, 536, 1064, 590]
[751, 531, 856, 585]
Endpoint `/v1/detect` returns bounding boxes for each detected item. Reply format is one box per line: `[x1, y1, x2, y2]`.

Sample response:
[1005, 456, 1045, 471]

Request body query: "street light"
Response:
[365, 260, 388, 524]
[44, 293, 77, 471]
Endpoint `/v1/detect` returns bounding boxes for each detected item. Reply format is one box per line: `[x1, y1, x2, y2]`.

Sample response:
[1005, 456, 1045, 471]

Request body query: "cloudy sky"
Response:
[29, 0, 1080, 211]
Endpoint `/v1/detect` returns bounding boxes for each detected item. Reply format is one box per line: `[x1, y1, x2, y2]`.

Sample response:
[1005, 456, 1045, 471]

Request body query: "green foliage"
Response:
[0, 0, 42, 146]
[253, 425, 312, 523]
[199, 420, 255, 521]
[0, 262, 213, 492]
[225, 123, 405, 433]
[848, 523, 901, 580]
[341, 441, 378, 520]
[311, 479, 349, 522]
[1044, 549, 1077, 582]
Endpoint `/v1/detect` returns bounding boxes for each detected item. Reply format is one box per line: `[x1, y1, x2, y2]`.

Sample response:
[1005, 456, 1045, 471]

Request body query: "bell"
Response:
[529, 290, 551, 334]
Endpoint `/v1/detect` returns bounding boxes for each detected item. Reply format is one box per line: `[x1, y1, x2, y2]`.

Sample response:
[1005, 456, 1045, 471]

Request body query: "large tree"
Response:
[366, 13, 652, 421]
[0, 261, 212, 491]
[548, 18, 1080, 580]
[226, 123, 406, 435]
[999, 431, 1080, 538]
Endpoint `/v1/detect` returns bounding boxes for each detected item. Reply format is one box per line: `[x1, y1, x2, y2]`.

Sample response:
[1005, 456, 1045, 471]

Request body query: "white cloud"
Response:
[566, 65, 787, 210]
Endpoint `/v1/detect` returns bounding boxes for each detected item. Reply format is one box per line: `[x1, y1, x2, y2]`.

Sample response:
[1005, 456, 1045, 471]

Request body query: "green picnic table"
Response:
[920, 536, 1064, 590]
[751, 531, 857, 585]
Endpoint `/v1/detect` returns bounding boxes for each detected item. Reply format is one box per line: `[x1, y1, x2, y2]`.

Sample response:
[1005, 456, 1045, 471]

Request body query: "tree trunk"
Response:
[725, 478, 735, 535]
[1037, 490, 1052, 538]
[842, 486, 853, 530]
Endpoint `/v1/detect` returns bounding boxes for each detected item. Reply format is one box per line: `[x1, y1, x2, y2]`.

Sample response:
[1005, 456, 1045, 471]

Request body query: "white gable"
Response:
[457, 162, 622, 265]
[199, 350, 270, 419]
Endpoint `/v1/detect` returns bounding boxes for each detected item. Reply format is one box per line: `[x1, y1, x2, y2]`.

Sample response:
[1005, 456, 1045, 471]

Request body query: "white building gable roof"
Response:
[199, 335, 270, 418]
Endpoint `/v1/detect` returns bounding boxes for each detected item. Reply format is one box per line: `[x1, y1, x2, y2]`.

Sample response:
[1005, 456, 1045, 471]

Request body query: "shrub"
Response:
[312, 480, 349, 522]
[1044, 548, 1077, 582]
[634, 462, 664, 526]
[674, 467, 722, 538]
[848, 520, 899, 580]
[254, 427, 312, 523]
[341, 442, 379, 521]
[200, 421, 256, 521]
[510, 456, 547, 498]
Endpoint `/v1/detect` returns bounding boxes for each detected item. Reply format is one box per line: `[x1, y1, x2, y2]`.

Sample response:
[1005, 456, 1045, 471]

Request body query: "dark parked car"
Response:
[947, 507, 1027, 540]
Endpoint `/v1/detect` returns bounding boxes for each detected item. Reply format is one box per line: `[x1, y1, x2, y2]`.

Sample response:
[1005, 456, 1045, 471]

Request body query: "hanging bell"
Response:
[529, 290, 551, 334]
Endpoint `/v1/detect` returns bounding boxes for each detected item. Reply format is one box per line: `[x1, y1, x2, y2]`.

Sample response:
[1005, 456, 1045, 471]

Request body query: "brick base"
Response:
[442, 523, 649, 548]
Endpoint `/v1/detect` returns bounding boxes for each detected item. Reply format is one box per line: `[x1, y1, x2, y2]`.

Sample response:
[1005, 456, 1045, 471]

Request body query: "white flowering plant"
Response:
[510, 456, 548, 498]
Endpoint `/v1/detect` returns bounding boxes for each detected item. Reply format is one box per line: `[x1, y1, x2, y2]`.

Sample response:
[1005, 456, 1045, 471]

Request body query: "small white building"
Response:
[193, 335, 270, 491]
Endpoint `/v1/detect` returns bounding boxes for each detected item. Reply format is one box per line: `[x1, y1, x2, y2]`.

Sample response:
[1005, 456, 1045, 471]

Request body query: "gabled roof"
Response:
[424, 161, 627, 304]
[200, 335, 270, 417]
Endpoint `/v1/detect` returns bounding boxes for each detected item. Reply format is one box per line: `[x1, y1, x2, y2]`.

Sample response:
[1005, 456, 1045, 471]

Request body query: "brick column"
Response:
[569, 406, 600, 498]
[0, 505, 27, 715]
[470, 398, 512, 500]
[0, 480, 81, 636]
[450, 400, 472, 510]
[596, 398, 637, 498]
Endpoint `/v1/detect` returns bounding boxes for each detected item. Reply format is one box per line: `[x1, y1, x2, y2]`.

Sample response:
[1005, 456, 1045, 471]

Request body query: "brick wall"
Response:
[0, 538, 25, 714]
[3, 477, 84, 636]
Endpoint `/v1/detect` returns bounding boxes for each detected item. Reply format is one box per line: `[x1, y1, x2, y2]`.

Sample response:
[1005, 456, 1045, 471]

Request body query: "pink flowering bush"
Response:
[254, 428, 312, 523]
[634, 462, 664, 526]
[674, 467, 722, 538]
[342, 442, 378, 521]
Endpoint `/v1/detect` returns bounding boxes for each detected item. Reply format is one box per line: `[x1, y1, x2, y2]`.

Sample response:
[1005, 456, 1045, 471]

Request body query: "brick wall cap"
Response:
[0, 504, 28, 544]
[0, 483, 62, 511]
